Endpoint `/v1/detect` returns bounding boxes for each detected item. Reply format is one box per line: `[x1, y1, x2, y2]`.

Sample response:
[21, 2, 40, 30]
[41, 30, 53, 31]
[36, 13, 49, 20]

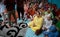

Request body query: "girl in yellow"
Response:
[28, 12, 43, 32]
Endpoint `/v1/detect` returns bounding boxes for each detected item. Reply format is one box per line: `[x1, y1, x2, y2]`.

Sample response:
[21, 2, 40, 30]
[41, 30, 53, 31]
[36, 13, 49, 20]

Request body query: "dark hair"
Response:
[37, 11, 41, 15]
[52, 18, 58, 25]
[36, 8, 41, 15]
[0, 0, 2, 3]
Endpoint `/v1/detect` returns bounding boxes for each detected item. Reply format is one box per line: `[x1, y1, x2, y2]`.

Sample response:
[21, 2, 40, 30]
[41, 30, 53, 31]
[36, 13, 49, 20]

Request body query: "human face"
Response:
[36, 12, 40, 17]
[47, 16, 51, 20]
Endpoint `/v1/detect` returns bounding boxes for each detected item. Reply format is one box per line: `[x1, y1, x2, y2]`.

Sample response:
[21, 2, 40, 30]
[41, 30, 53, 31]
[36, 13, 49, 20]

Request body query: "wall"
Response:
[48, 0, 60, 9]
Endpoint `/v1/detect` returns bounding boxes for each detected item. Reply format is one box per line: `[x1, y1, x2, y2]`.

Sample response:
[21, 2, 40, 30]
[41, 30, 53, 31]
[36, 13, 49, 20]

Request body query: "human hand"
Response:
[33, 24, 36, 27]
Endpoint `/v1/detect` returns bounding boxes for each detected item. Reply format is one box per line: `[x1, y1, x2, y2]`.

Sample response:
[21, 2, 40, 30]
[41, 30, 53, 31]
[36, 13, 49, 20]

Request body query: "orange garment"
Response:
[28, 9, 35, 16]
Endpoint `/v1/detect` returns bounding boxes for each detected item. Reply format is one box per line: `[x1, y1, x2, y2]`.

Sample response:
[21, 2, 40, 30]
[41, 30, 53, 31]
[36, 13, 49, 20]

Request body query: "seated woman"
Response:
[28, 11, 43, 33]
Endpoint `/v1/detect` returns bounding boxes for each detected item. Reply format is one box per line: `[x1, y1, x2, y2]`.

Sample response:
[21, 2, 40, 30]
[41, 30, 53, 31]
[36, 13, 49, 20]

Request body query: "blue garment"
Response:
[49, 25, 57, 32]
[48, 31, 59, 37]
[43, 25, 59, 37]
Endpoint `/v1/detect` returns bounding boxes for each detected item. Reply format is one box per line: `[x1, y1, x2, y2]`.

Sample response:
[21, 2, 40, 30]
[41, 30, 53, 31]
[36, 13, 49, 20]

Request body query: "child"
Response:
[42, 15, 52, 31]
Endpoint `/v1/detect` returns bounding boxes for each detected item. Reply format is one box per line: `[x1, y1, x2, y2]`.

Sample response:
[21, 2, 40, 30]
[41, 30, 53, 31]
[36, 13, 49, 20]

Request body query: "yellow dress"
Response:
[28, 16, 43, 32]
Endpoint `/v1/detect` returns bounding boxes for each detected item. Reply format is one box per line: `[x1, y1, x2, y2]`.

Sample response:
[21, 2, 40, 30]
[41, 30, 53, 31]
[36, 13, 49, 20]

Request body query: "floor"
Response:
[0, 5, 44, 37]
[0, 18, 44, 37]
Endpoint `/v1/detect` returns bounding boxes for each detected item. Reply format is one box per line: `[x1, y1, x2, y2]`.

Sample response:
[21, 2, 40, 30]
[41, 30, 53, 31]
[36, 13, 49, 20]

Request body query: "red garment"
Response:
[52, 5, 57, 11]
[28, 9, 35, 16]
[4, 0, 15, 5]
[45, 3, 49, 9]
[56, 9, 60, 16]
[4, 0, 15, 11]
[27, 14, 30, 19]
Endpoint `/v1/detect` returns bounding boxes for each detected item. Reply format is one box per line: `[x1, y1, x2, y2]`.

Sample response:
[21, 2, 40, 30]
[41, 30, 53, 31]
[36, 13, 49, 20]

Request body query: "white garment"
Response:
[43, 19, 52, 29]
[39, 2, 43, 8]
[45, 14, 51, 19]
[0, 3, 6, 22]
[0, 3, 5, 14]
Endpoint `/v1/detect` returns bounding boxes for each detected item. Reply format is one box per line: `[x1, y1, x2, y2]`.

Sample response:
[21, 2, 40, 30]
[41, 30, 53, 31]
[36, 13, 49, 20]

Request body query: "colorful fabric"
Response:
[44, 11, 54, 19]
[44, 11, 48, 15]
[29, 9, 35, 16]
[28, 16, 43, 32]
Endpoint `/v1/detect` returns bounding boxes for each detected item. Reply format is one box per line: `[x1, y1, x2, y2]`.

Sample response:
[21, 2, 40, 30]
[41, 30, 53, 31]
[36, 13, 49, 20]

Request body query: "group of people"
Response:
[0, 0, 60, 37]
[24, 0, 60, 37]
[4, 0, 27, 26]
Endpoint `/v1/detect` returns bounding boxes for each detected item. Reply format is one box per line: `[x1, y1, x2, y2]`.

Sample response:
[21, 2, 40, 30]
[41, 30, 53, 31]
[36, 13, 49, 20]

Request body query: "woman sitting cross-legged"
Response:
[28, 10, 43, 35]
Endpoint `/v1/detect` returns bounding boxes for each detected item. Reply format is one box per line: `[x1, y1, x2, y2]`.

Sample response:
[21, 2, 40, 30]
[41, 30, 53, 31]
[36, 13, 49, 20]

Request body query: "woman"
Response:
[16, 0, 26, 20]
[4, 0, 17, 25]
[28, 11, 43, 32]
